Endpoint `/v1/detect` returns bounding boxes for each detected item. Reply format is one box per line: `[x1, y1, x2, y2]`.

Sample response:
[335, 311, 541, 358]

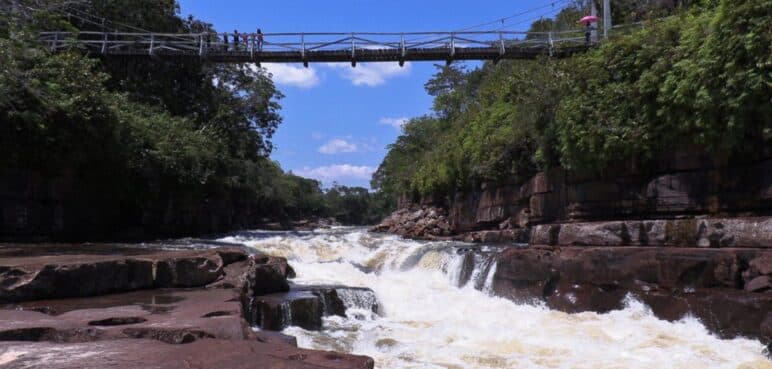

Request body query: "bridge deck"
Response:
[40, 31, 593, 64]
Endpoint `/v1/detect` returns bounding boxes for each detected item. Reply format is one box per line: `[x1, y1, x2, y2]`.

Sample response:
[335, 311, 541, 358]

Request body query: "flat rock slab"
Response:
[0, 244, 376, 369]
[0, 244, 249, 302]
[0, 288, 246, 344]
[0, 339, 375, 369]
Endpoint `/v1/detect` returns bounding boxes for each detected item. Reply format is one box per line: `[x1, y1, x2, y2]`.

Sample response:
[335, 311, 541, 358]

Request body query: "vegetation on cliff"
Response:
[0, 0, 389, 237]
[373, 0, 771, 202]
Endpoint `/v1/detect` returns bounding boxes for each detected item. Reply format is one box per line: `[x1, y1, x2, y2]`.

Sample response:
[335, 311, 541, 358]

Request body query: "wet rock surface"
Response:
[0, 244, 250, 302]
[491, 246, 772, 345]
[0, 243, 375, 369]
[0, 339, 374, 369]
[245, 285, 379, 331]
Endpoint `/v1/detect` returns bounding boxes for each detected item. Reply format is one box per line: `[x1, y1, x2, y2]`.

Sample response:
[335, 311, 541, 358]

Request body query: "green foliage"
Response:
[556, 0, 771, 170]
[374, 0, 771, 202]
[1, 0, 390, 235]
[323, 185, 393, 225]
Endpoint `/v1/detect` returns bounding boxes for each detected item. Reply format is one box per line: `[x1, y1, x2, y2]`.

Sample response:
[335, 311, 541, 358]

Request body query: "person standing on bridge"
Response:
[579, 15, 599, 47]
[233, 30, 240, 51]
[257, 28, 264, 51]
[223, 32, 229, 51]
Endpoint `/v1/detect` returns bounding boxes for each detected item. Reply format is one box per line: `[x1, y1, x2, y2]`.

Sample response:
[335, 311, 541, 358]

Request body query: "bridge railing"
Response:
[40, 30, 592, 58]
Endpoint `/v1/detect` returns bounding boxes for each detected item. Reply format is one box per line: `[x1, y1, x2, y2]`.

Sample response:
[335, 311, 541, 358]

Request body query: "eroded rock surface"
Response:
[0, 245, 249, 302]
[245, 285, 379, 331]
[530, 218, 772, 247]
[0, 339, 374, 369]
[0, 244, 374, 369]
[491, 246, 772, 344]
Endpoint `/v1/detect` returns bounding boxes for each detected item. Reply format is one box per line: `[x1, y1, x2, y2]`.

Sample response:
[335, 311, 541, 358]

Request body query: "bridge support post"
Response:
[351, 33, 356, 68]
[591, 1, 599, 42]
[603, 0, 611, 38]
[301, 33, 308, 68]
[399, 33, 406, 67]
[450, 32, 456, 59]
[548, 31, 554, 57]
[149, 33, 154, 55]
[498, 32, 505, 57]
[199, 34, 204, 56]
[101, 33, 107, 54]
[51, 32, 58, 52]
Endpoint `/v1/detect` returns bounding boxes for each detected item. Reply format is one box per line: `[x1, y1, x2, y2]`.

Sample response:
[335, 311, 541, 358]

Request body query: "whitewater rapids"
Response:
[220, 227, 771, 369]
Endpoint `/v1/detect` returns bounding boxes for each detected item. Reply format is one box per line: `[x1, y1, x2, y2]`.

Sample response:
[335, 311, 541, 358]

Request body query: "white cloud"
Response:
[259, 63, 320, 89]
[324, 62, 411, 87]
[295, 164, 375, 182]
[379, 117, 409, 129]
[318, 139, 358, 154]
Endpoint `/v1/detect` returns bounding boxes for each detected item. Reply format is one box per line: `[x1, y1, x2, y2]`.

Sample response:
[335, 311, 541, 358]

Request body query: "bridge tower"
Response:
[590, 1, 598, 42]
[603, 0, 612, 38]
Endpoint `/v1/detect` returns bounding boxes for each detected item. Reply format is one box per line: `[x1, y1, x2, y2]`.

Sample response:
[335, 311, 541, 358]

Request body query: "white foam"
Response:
[223, 229, 772, 369]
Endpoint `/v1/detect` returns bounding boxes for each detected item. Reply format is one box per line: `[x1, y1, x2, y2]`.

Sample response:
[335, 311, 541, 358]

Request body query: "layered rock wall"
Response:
[373, 156, 772, 241]
[452, 156, 772, 235]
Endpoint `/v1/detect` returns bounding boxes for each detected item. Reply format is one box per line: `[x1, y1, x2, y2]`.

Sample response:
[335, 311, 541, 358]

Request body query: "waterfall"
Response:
[220, 227, 770, 369]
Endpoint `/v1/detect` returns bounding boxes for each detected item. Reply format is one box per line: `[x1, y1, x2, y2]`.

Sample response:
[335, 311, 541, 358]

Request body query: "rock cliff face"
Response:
[373, 156, 772, 240]
[372, 156, 772, 350]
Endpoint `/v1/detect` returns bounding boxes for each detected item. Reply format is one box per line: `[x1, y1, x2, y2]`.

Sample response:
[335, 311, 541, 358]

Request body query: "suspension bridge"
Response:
[40, 30, 596, 66]
[31, 0, 619, 66]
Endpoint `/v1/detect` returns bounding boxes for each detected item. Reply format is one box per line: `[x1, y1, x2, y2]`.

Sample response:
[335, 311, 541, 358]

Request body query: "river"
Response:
[220, 227, 770, 369]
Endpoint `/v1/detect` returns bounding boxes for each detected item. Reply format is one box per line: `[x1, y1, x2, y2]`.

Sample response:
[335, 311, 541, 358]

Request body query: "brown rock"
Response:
[491, 245, 772, 342]
[557, 222, 632, 246]
[245, 286, 377, 331]
[154, 253, 224, 288]
[746, 276, 772, 292]
[749, 254, 772, 276]
[243, 256, 292, 297]
[530, 224, 560, 246]
[0, 339, 375, 369]
[0, 245, 376, 369]
[697, 218, 772, 248]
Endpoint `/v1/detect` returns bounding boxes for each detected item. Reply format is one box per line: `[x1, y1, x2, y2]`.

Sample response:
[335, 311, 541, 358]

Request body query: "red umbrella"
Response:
[579, 15, 599, 25]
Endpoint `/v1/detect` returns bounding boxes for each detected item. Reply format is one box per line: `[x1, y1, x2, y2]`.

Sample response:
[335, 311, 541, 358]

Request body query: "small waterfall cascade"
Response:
[221, 227, 770, 369]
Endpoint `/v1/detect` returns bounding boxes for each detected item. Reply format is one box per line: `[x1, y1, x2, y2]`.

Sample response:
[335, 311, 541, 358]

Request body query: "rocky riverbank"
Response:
[375, 211, 772, 351]
[0, 243, 374, 369]
[371, 156, 772, 353]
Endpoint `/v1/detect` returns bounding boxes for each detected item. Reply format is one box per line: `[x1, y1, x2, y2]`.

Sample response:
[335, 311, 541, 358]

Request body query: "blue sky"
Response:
[178, 0, 574, 188]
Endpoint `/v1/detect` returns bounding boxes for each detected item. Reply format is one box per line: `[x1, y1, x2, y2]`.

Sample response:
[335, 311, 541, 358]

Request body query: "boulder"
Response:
[745, 276, 772, 292]
[245, 285, 378, 331]
[242, 255, 293, 297]
[154, 254, 224, 288]
[530, 224, 560, 245]
[370, 206, 453, 240]
[745, 254, 772, 283]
